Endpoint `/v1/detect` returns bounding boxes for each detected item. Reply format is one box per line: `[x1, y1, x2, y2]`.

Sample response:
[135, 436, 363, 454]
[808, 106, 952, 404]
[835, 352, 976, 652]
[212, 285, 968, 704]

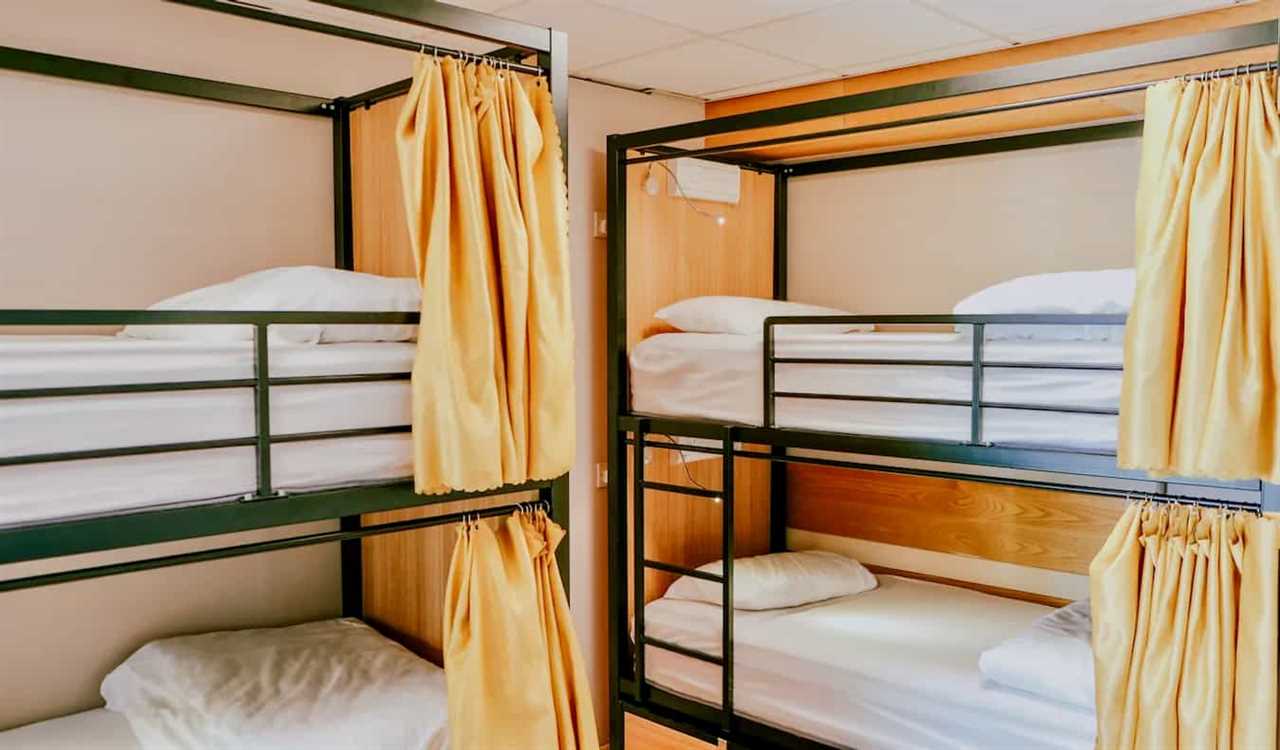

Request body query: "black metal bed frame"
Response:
[0, 2, 571, 611]
[606, 17, 1280, 750]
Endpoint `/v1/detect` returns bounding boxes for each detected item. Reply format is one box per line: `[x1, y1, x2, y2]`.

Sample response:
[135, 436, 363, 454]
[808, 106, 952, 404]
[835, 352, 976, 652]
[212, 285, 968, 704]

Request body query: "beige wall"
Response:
[787, 136, 1141, 312]
[0, 0, 702, 735]
[566, 79, 703, 737]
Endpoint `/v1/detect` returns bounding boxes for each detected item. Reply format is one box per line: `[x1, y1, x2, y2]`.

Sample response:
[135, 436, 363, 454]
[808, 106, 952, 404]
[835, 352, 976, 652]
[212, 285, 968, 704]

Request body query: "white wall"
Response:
[788, 136, 1141, 312]
[565, 79, 703, 738]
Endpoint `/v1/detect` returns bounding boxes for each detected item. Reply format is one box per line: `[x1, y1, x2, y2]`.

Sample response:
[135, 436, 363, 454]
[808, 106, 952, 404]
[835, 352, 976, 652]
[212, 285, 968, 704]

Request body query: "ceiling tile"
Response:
[725, 0, 994, 69]
[591, 0, 845, 34]
[921, 0, 1238, 44]
[703, 70, 840, 100]
[582, 38, 820, 96]
[836, 37, 1009, 77]
[496, 0, 695, 69]
[436, 0, 524, 11]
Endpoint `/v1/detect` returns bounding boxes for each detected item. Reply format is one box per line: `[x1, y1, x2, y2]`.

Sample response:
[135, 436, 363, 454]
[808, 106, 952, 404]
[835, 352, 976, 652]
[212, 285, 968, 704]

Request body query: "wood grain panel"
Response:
[705, 2, 1280, 161]
[625, 714, 717, 749]
[626, 164, 774, 347]
[788, 465, 1122, 575]
[629, 441, 772, 605]
[350, 94, 416, 278]
[360, 492, 534, 664]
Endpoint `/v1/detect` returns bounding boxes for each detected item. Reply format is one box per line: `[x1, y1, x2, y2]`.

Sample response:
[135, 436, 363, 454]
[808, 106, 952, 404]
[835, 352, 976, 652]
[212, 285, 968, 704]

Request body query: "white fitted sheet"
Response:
[0, 336, 417, 527]
[630, 332, 1124, 450]
[0, 709, 140, 750]
[644, 575, 1096, 750]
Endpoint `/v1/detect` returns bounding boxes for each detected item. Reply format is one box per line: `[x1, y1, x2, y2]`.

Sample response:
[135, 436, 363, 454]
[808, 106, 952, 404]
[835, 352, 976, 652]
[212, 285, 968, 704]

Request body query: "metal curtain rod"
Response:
[628, 59, 1280, 167]
[0, 498, 547, 593]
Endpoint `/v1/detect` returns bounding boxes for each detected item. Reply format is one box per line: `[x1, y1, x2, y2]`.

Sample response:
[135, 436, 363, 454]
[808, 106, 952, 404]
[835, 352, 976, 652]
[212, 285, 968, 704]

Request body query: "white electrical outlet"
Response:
[595, 462, 609, 488]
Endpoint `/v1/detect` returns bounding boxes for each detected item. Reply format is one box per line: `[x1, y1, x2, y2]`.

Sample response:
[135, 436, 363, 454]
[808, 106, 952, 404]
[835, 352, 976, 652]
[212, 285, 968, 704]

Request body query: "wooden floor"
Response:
[624, 714, 717, 749]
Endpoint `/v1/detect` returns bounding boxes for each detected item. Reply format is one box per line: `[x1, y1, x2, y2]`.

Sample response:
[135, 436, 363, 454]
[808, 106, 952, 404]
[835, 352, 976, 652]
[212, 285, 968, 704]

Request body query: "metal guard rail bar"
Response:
[0, 309, 421, 500]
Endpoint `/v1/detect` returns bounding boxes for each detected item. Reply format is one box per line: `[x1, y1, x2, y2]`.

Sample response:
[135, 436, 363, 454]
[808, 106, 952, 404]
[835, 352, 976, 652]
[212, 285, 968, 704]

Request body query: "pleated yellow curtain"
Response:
[396, 55, 574, 494]
[1118, 71, 1280, 481]
[1091, 504, 1279, 749]
[443, 511, 599, 750]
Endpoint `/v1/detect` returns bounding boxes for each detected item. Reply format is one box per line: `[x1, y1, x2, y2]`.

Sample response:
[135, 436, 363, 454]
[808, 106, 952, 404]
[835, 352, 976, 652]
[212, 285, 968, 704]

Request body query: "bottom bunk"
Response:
[641, 569, 1094, 750]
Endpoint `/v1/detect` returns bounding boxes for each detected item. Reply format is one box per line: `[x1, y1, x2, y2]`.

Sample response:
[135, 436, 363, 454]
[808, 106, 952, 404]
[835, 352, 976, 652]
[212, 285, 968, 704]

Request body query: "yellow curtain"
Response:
[396, 55, 574, 494]
[1091, 504, 1278, 749]
[1118, 71, 1280, 481]
[443, 511, 599, 750]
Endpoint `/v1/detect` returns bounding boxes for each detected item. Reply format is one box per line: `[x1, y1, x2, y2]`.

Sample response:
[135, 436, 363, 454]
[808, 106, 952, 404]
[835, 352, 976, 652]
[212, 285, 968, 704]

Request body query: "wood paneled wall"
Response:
[705, 1, 1280, 161]
[625, 163, 775, 346]
[348, 92, 530, 663]
[788, 465, 1123, 576]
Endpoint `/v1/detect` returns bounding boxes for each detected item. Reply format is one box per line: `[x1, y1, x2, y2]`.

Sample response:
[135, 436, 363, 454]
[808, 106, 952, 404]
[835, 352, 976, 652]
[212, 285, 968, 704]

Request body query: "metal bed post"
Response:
[632, 418, 649, 704]
[970, 323, 985, 445]
[720, 426, 736, 737]
[769, 170, 790, 554]
[251, 324, 274, 499]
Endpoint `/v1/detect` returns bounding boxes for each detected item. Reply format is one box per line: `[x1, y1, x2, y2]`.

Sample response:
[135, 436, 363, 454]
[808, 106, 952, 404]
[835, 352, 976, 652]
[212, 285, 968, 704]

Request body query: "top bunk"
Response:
[604, 11, 1280, 510]
[0, 1, 571, 589]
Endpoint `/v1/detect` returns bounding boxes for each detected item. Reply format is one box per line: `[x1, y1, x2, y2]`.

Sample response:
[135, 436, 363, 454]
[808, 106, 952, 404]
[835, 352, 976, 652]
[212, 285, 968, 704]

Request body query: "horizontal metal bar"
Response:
[788, 121, 1144, 176]
[641, 637, 723, 666]
[765, 313, 1127, 326]
[0, 45, 330, 115]
[0, 501, 526, 593]
[0, 436, 256, 468]
[0, 372, 411, 401]
[271, 425, 410, 443]
[0, 310, 420, 325]
[643, 559, 724, 583]
[614, 21, 1278, 150]
[168, 0, 545, 77]
[983, 401, 1119, 416]
[316, 0, 552, 52]
[640, 481, 722, 499]
[773, 357, 1123, 371]
[774, 392, 972, 408]
[0, 477, 556, 566]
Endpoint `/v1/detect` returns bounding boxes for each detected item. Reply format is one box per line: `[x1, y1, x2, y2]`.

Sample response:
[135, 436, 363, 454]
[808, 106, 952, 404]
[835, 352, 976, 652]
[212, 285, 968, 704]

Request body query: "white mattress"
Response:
[0, 336, 417, 528]
[0, 709, 140, 749]
[630, 332, 1124, 451]
[644, 575, 1097, 750]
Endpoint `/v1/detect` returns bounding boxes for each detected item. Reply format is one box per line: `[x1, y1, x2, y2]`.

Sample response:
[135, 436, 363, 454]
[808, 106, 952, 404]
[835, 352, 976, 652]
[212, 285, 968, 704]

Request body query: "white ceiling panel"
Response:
[496, 0, 695, 69]
[703, 70, 841, 100]
[592, 0, 846, 34]
[582, 37, 819, 96]
[836, 37, 1009, 77]
[920, 0, 1241, 44]
[724, 0, 995, 69]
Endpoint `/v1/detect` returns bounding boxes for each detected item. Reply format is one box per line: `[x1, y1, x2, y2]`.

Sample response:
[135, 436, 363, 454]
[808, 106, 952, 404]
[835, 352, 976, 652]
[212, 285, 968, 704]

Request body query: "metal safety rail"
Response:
[0, 309, 569, 597]
[631, 418, 737, 736]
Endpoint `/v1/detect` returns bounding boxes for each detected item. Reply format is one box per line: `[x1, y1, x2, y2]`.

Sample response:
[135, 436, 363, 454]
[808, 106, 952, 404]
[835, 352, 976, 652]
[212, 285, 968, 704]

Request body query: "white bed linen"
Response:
[0, 336, 417, 527]
[630, 332, 1123, 450]
[644, 575, 1097, 750]
[0, 709, 140, 749]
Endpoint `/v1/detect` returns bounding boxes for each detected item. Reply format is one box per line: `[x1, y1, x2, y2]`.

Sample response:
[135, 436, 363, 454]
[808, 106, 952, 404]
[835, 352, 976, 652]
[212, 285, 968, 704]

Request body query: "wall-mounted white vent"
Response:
[668, 158, 741, 205]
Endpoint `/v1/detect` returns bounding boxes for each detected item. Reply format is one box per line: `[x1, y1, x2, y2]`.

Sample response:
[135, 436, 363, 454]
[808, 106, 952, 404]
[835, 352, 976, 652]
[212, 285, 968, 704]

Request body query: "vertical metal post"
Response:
[331, 99, 354, 271]
[547, 474, 571, 597]
[632, 419, 648, 703]
[769, 170, 789, 552]
[541, 30, 569, 169]
[252, 324, 273, 499]
[606, 132, 631, 748]
[763, 320, 776, 429]
[720, 426, 736, 736]
[970, 323, 985, 445]
[340, 516, 364, 617]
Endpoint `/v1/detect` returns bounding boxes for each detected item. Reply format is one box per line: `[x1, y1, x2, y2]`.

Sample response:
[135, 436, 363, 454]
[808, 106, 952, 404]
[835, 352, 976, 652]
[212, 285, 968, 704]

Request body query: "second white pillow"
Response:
[655, 296, 872, 336]
[664, 550, 878, 610]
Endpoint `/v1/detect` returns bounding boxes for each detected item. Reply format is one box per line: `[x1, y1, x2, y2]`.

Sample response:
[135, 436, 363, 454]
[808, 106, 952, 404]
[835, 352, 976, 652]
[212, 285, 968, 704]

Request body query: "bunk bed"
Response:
[0, 0, 569, 742]
[606, 16, 1280, 750]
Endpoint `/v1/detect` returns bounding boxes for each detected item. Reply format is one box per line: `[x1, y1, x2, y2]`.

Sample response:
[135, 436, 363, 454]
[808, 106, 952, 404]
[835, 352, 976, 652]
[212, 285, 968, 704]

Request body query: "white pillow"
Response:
[664, 550, 878, 610]
[655, 296, 873, 336]
[119, 266, 420, 344]
[101, 618, 449, 750]
[953, 269, 1133, 342]
[979, 599, 1095, 708]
